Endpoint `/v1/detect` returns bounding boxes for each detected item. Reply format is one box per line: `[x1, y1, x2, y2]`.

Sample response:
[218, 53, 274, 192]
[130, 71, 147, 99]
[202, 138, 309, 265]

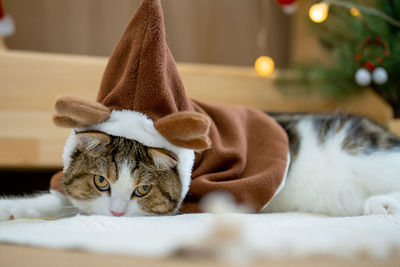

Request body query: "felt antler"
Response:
[53, 96, 111, 128]
[154, 112, 212, 150]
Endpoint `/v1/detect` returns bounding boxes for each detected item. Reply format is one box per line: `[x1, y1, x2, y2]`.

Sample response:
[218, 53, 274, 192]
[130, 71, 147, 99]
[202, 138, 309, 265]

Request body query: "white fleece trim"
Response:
[0, 15, 15, 36]
[62, 110, 195, 200]
[261, 152, 291, 211]
[62, 131, 78, 173]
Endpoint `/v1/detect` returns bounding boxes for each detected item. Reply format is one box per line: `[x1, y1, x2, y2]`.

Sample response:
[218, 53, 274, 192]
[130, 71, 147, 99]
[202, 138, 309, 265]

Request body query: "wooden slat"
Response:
[0, 244, 399, 267]
[0, 50, 393, 118]
[0, 50, 394, 168]
[0, 38, 6, 50]
[388, 120, 400, 137]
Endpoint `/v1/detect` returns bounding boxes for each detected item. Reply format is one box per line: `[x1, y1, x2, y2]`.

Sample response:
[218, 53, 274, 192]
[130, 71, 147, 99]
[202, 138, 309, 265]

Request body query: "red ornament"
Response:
[276, 0, 296, 6]
[361, 61, 376, 72]
[0, 0, 4, 20]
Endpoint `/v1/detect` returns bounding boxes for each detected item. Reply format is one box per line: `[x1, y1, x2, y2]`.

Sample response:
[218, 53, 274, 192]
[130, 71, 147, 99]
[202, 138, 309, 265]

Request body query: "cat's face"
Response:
[63, 132, 182, 216]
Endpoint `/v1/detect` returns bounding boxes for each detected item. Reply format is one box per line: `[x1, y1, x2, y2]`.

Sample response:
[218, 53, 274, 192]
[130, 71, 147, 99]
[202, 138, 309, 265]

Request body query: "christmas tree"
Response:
[289, 0, 400, 117]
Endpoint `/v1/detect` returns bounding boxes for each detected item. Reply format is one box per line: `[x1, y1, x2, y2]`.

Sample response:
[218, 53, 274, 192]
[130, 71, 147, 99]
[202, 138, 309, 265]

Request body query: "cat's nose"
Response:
[111, 210, 126, 217]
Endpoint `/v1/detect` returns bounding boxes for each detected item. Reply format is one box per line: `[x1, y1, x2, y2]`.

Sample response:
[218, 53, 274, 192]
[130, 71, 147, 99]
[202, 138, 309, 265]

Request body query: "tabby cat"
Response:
[1, 113, 400, 220]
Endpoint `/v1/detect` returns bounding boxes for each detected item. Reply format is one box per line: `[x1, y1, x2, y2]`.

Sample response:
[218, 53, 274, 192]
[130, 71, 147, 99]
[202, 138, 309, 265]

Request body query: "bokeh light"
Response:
[254, 56, 275, 77]
[309, 2, 329, 23]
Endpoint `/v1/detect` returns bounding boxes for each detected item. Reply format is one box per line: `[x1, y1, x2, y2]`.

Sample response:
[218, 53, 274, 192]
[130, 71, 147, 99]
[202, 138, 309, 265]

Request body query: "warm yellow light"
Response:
[309, 2, 329, 23]
[350, 7, 361, 17]
[254, 56, 275, 77]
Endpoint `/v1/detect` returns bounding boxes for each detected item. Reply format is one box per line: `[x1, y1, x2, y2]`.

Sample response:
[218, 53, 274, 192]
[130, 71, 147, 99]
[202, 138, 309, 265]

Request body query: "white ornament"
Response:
[372, 67, 388, 85]
[282, 3, 299, 15]
[0, 15, 15, 37]
[355, 68, 371, 86]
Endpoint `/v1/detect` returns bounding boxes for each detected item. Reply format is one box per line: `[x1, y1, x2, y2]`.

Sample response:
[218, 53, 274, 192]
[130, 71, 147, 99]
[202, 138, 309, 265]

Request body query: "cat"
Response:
[1, 112, 400, 220]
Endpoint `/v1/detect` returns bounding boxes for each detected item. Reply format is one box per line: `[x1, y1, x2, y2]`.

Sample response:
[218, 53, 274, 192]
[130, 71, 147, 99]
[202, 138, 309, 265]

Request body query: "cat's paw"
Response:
[363, 195, 400, 215]
[0, 200, 41, 221]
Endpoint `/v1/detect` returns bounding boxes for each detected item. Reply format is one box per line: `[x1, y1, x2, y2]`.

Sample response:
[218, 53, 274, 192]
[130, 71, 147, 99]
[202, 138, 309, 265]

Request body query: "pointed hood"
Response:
[54, 0, 204, 203]
[97, 0, 191, 121]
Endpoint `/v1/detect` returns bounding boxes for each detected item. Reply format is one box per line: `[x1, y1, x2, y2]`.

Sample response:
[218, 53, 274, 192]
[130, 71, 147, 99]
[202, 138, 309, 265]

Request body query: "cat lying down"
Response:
[1, 110, 400, 220]
[1, 0, 400, 220]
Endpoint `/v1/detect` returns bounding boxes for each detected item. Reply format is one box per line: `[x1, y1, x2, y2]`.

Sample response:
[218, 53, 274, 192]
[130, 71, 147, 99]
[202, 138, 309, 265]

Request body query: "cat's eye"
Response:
[134, 185, 152, 197]
[93, 175, 110, 191]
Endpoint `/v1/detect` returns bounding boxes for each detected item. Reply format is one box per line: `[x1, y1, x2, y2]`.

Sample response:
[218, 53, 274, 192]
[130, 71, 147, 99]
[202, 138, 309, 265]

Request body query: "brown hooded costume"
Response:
[50, 0, 290, 213]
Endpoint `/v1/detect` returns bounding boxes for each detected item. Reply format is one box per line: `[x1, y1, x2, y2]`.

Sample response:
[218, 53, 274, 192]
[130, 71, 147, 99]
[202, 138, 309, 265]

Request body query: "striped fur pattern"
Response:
[64, 133, 182, 216]
[264, 113, 400, 216]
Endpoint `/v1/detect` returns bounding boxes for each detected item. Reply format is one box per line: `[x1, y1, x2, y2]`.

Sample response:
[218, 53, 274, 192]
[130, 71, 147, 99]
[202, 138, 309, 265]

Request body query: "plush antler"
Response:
[154, 112, 212, 150]
[53, 96, 111, 128]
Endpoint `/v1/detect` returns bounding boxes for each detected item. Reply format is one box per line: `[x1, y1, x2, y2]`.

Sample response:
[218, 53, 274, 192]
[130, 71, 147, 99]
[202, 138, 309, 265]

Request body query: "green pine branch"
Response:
[279, 0, 400, 116]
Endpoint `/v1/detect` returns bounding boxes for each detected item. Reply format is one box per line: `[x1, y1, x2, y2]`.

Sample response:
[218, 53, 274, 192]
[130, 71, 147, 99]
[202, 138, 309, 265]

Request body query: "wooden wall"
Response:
[289, 0, 332, 66]
[2, 0, 292, 67]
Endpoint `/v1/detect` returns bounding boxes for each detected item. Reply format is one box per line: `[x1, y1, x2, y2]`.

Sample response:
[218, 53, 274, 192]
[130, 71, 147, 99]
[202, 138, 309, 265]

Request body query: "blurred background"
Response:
[2, 0, 324, 67]
[1, 0, 400, 195]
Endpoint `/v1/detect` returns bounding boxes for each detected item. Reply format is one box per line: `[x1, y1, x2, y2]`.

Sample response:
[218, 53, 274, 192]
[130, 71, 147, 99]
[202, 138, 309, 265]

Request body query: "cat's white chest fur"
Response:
[264, 119, 400, 216]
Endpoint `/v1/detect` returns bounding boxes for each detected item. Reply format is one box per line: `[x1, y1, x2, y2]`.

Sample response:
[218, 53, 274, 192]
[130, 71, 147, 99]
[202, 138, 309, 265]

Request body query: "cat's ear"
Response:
[76, 132, 111, 155]
[53, 96, 111, 128]
[154, 112, 211, 150]
[148, 148, 178, 168]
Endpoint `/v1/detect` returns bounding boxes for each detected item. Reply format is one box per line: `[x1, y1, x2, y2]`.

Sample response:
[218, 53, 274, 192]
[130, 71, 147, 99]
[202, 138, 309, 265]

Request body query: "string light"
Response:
[255, 56, 275, 77]
[254, 0, 275, 77]
[350, 7, 361, 17]
[309, 2, 329, 23]
[317, 0, 400, 28]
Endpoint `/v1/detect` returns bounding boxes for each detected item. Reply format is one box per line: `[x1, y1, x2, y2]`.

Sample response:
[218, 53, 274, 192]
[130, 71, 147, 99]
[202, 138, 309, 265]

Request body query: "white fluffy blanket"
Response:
[0, 213, 399, 261]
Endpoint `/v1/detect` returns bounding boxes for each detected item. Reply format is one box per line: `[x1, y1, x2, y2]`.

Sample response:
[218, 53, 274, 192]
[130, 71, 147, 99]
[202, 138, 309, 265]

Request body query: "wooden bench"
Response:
[0, 50, 395, 169]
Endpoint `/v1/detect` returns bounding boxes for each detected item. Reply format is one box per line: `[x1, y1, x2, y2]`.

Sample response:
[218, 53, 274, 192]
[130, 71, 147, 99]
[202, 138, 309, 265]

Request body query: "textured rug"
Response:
[0, 212, 399, 262]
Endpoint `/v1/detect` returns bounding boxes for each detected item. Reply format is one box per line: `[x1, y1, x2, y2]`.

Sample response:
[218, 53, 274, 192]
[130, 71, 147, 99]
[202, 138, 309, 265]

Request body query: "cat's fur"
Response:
[265, 113, 400, 216]
[1, 113, 400, 220]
